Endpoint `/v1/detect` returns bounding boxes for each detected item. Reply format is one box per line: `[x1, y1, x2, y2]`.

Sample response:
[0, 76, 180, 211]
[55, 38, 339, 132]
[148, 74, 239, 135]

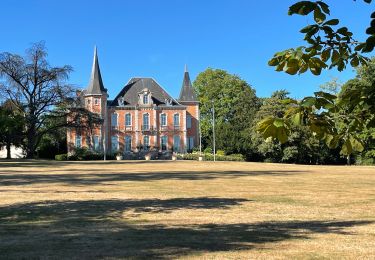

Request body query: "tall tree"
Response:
[193, 68, 260, 156]
[0, 42, 101, 158]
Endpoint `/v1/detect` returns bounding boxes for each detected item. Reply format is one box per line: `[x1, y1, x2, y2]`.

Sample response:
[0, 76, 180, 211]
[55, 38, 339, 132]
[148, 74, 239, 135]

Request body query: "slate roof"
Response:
[178, 65, 198, 102]
[111, 78, 181, 107]
[86, 47, 107, 95]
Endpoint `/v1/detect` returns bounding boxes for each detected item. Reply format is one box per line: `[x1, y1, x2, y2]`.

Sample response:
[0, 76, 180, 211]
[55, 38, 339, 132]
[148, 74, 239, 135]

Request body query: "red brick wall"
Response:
[68, 98, 200, 155]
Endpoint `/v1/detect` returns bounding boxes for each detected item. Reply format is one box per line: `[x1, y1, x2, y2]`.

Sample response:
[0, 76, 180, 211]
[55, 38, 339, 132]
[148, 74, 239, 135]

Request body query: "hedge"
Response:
[55, 154, 68, 161]
[178, 153, 245, 161]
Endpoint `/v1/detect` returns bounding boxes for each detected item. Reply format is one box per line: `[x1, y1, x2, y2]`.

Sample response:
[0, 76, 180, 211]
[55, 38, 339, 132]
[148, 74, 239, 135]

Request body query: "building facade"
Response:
[67, 48, 199, 156]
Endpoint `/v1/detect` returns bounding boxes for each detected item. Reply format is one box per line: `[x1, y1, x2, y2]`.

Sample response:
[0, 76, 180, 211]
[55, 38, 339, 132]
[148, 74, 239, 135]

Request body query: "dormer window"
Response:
[143, 94, 149, 104]
[139, 88, 152, 105]
[118, 97, 125, 107]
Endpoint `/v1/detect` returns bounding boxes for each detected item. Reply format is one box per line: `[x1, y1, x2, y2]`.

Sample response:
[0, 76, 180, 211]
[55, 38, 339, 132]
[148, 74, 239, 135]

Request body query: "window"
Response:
[86, 136, 91, 148]
[125, 113, 131, 126]
[111, 136, 119, 152]
[187, 115, 192, 129]
[75, 136, 82, 148]
[187, 137, 194, 151]
[160, 113, 167, 126]
[161, 136, 167, 151]
[111, 113, 118, 127]
[173, 135, 180, 152]
[86, 99, 91, 107]
[173, 114, 180, 126]
[143, 94, 149, 104]
[143, 135, 150, 150]
[143, 113, 149, 130]
[94, 98, 100, 105]
[125, 136, 132, 152]
[93, 136, 100, 151]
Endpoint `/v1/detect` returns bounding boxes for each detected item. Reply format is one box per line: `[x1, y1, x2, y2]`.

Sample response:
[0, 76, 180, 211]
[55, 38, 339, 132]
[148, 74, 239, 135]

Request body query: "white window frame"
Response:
[160, 113, 167, 126]
[173, 113, 180, 126]
[75, 135, 82, 148]
[125, 136, 132, 152]
[111, 135, 119, 152]
[187, 115, 192, 129]
[161, 135, 168, 151]
[125, 113, 132, 126]
[111, 113, 118, 128]
[173, 135, 180, 152]
[143, 94, 149, 104]
[143, 135, 150, 150]
[143, 113, 150, 130]
[187, 137, 194, 151]
[93, 135, 100, 151]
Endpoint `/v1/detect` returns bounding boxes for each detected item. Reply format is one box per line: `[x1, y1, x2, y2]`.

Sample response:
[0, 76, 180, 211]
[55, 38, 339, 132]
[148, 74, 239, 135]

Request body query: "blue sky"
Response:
[0, 0, 372, 100]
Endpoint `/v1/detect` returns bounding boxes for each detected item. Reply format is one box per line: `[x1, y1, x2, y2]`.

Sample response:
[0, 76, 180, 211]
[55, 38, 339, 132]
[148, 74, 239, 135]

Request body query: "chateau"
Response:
[67, 48, 200, 157]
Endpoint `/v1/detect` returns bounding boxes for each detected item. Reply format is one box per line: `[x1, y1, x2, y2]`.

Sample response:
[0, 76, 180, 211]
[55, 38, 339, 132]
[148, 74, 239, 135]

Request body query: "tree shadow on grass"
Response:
[0, 198, 373, 259]
[0, 170, 305, 187]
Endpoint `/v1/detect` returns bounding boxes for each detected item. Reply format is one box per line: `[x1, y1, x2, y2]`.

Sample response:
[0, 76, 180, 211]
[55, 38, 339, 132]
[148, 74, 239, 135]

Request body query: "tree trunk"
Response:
[25, 128, 36, 159]
[6, 141, 11, 159]
[347, 154, 351, 166]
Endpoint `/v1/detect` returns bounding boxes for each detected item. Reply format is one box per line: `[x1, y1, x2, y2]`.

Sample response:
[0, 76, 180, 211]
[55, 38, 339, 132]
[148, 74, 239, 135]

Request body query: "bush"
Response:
[178, 153, 245, 162]
[216, 150, 226, 156]
[65, 147, 109, 161]
[203, 147, 212, 154]
[55, 154, 68, 161]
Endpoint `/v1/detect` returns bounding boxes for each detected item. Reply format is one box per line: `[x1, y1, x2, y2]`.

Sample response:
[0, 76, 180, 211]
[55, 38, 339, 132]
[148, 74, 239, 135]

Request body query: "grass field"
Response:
[0, 160, 374, 259]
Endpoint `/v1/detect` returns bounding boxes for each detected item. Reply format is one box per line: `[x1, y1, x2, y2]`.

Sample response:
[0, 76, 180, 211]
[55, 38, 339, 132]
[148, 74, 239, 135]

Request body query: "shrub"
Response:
[216, 150, 226, 156]
[203, 147, 212, 154]
[66, 147, 109, 161]
[55, 154, 68, 161]
[178, 153, 245, 162]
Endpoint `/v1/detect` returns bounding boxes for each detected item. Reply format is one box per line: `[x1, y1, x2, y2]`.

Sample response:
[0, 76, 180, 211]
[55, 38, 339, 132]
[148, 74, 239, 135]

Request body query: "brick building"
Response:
[67, 48, 200, 156]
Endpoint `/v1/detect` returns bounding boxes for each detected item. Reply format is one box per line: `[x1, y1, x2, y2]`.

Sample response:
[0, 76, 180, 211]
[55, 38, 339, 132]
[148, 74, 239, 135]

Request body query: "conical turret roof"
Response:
[179, 65, 198, 102]
[86, 46, 106, 95]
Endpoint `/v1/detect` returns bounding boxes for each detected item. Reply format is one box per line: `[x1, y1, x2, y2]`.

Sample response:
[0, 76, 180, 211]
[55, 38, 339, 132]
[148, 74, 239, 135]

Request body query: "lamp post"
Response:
[212, 100, 216, 162]
[199, 106, 202, 157]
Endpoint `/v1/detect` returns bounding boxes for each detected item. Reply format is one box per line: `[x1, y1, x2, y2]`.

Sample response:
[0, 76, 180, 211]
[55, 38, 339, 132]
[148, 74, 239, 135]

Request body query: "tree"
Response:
[0, 101, 24, 159]
[251, 90, 339, 164]
[269, 0, 374, 76]
[258, 1, 375, 165]
[0, 42, 101, 158]
[193, 68, 260, 157]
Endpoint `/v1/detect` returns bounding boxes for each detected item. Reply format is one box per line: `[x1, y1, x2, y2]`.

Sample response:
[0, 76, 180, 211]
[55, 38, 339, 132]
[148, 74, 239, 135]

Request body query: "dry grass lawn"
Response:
[0, 160, 374, 259]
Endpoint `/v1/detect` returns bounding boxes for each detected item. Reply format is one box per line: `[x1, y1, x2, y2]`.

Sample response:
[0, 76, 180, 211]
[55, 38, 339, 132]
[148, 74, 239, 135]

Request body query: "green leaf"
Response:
[350, 56, 359, 67]
[325, 134, 340, 149]
[277, 127, 288, 144]
[324, 19, 339, 26]
[314, 7, 326, 24]
[350, 136, 364, 152]
[300, 25, 315, 33]
[268, 57, 280, 66]
[292, 112, 302, 125]
[341, 139, 352, 156]
[317, 1, 330, 15]
[331, 50, 340, 63]
[288, 1, 317, 16]
[263, 124, 277, 139]
[301, 97, 316, 107]
[321, 49, 331, 62]
[257, 117, 274, 132]
[273, 118, 284, 128]
[314, 91, 337, 101]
